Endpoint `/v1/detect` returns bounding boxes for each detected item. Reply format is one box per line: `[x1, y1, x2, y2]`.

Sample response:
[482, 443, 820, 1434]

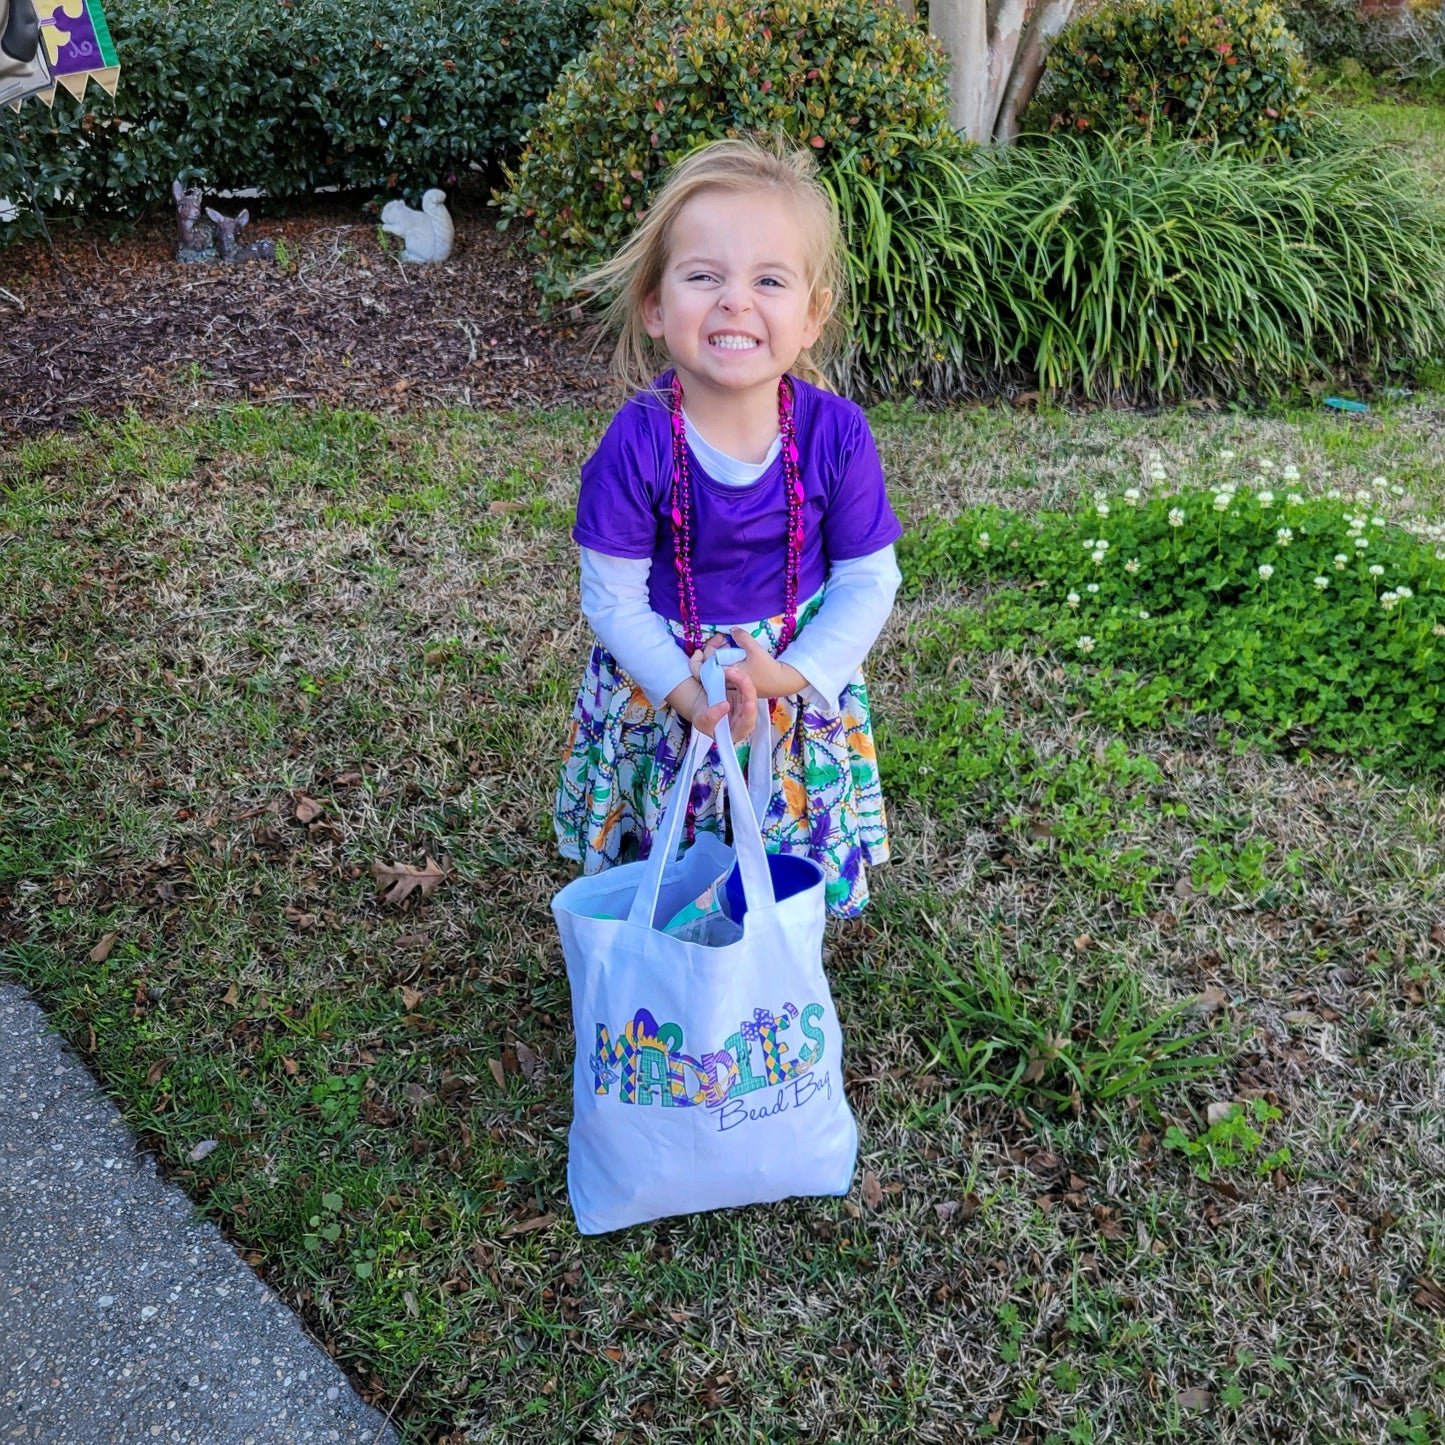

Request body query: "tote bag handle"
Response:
[627, 648, 776, 928]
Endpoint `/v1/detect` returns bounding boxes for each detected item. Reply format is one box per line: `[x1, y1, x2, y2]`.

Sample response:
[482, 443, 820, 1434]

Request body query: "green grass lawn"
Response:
[1349, 101, 1445, 196]
[4, 394, 1445, 1443]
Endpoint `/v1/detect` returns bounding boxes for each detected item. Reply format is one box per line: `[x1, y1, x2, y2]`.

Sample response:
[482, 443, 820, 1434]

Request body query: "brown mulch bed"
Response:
[0, 192, 614, 437]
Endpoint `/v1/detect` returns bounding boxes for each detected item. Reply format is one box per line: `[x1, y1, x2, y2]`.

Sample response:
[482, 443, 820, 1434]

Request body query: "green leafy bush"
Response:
[896, 459, 1445, 774]
[1279, 0, 1382, 69]
[0, 0, 592, 245]
[1032, 0, 1313, 154]
[499, 0, 961, 301]
[828, 128, 1445, 403]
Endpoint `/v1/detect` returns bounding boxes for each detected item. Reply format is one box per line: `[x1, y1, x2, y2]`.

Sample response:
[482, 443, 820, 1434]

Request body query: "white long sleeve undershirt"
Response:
[580, 411, 900, 712]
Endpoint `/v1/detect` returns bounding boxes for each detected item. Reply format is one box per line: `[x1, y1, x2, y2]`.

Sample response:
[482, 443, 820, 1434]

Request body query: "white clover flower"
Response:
[1371, 516, 1385, 528]
[1372, 476, 1388, 488]
[1213, 493, 1232, 512]
[1219, 449, 1236, 461]
[1326, 488, 1342, 500]
[1077, 635, 1096, 653]
[1138, 610, 1151, 620]
[1123, 488, 1141, 505]
[1168, 508, 1185, 528]
[1093, 488, 1108, 503]
[1381, 591, 1398, 611]
[1258, 564, 1275, 580]
[1066, 591, 1081, 609]
[1434, 624, 1445, 637]
[1096, 502, 1111, 517]
[1287, 493, 1304, 507]
[1092, 550, 1107, 564]
[1276, 527, 1293, 545]
[1355, 489, 1372, 502]
[1259, 459, 1275, 471]
[1391, 484, 1405, 496]
[1369, 564, 1385, 577]
[1397, 586, 1413, 600]
[1125, 558, 1141, 574]
[978, 532, 991, 548]
[1314, 576, 1329, 589]
[1334, 555, 1348, 569]
[1149, 467, 1167, 483]
[1087, 582, 1101, 594]
[1097, 539, 1110, 551]
[1282, 465, 1300, 482]
[1437, 549, 1445, 562]
[1257, 491, 1275, 508]
[1355, 537, 1369, 549]
[1083, 538, 1096, 550]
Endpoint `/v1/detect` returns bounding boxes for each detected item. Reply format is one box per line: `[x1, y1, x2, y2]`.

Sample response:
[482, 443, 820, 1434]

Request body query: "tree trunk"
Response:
[927, 0, 1076, 144]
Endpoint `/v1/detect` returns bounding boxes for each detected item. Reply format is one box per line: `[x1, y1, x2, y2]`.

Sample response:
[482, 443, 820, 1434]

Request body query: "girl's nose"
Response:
[718, 280, 751, 314]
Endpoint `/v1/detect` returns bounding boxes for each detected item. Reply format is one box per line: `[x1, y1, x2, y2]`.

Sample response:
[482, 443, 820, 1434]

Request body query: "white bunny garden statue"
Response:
[380, 188, 455, 264]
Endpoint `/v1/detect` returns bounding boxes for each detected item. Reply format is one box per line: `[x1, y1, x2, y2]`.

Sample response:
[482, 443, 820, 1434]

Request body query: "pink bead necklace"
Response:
[669, 374, 803, 657]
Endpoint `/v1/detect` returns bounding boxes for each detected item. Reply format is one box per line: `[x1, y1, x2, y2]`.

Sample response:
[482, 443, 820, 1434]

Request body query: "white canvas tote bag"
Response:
[552, 651, 859, 1235]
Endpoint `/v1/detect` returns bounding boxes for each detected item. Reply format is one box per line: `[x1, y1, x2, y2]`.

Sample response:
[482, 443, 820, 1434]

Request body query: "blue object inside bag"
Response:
[724, 849, 822, 923]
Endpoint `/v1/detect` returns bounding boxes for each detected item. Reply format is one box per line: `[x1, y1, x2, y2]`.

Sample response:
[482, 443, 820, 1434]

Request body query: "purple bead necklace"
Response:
[669, 374, 803, 658]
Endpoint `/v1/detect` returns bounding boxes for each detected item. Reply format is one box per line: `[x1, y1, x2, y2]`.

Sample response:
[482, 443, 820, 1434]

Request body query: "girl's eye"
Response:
[758, 276, 785, 288]
[686, 272, 716, 284]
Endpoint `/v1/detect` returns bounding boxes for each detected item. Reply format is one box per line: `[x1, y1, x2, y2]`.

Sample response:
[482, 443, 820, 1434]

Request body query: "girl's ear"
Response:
[642, 290, 665, 340]
[802, 287, 832, 349]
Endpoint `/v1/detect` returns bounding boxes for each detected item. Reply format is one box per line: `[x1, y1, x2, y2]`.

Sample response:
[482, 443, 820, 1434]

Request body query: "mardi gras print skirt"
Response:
[553, 601, 890, 917]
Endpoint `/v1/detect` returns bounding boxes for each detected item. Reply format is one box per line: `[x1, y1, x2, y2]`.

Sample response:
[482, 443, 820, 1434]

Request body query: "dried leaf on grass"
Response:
[1177, 1387, 1212, 1411]
[144, 1057, 170, 1086]
[861, 1170, 884, 1209]
[1413, 1275, 1445, 1313]
[89, 932, 118, 963]
[372, 854, 449, 907]
[500, 1213, 556, 1237]
[514, 1041, 541, 1081]
[1191, 984, 1228, 1016]
[294, 795, 324, 824]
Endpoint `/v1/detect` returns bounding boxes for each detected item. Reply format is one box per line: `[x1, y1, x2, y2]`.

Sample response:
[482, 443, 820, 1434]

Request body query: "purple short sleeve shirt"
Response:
[573, 373, 903, 623]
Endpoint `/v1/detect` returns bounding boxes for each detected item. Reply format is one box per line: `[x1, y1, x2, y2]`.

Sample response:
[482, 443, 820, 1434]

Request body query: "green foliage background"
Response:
[1032, 0, 1313, 155]
[0, 0, 593, 243]
[499, 0, 962, 301]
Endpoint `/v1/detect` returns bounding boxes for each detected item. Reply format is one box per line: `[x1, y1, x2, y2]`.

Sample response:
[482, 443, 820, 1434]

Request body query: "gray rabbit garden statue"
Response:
[380, 188, 454, 264]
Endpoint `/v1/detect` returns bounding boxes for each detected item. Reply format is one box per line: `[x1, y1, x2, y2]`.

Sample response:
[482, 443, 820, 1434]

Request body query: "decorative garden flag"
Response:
[31, 0, 118, 104]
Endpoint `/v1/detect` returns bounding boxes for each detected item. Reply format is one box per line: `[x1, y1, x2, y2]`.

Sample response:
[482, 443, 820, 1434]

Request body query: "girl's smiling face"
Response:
[642, 187, 828, 420]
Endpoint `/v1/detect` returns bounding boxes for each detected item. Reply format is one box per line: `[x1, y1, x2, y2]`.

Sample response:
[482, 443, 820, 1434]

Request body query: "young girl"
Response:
[553, 138, 903, 917]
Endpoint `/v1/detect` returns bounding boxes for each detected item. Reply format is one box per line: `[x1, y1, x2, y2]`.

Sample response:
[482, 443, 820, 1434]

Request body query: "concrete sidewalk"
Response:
[0, 984, 401, 1445]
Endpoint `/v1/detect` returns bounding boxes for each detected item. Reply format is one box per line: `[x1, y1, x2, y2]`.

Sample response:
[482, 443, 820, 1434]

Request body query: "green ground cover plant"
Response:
[897, 456, 1445, 776]
[4, 394, 1445, 1441]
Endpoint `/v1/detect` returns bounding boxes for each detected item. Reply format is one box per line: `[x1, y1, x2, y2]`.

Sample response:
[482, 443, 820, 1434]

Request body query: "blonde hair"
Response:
[573, 136, 848, 396]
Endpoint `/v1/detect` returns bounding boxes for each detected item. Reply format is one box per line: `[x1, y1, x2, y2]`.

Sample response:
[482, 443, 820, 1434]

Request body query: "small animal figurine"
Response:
[172, 179, 215, 263]
[379, 188, 454, 264]
[204, 206, 276, 265]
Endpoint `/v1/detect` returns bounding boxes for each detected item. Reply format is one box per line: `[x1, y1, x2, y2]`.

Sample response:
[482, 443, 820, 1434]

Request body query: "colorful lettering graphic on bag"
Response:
[590, 1003, 829, 1131]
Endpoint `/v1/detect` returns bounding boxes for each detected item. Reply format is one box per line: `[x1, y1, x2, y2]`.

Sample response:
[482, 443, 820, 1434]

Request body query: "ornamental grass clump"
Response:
[828, 129, 1445, 403]
[902, 461, 1445, 774]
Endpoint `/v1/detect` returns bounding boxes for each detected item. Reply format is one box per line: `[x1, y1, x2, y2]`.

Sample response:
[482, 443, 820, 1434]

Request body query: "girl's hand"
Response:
[725, 626, 807, 700]
[668, 666, 758, 741]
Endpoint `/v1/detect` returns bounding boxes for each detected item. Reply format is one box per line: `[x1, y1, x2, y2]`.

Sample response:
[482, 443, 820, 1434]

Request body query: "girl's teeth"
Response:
[712, 336, 757, 350]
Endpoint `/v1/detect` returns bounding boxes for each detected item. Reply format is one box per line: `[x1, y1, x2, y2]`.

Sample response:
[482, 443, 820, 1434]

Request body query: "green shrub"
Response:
[895, 462, 1445, 775]
[499, 0, 961, 302]
[828, 127, 1445, 403]
[1279, 0, 1380, 69]
[1032, 0, 1313, 155]
[0, 0, 593, 245]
